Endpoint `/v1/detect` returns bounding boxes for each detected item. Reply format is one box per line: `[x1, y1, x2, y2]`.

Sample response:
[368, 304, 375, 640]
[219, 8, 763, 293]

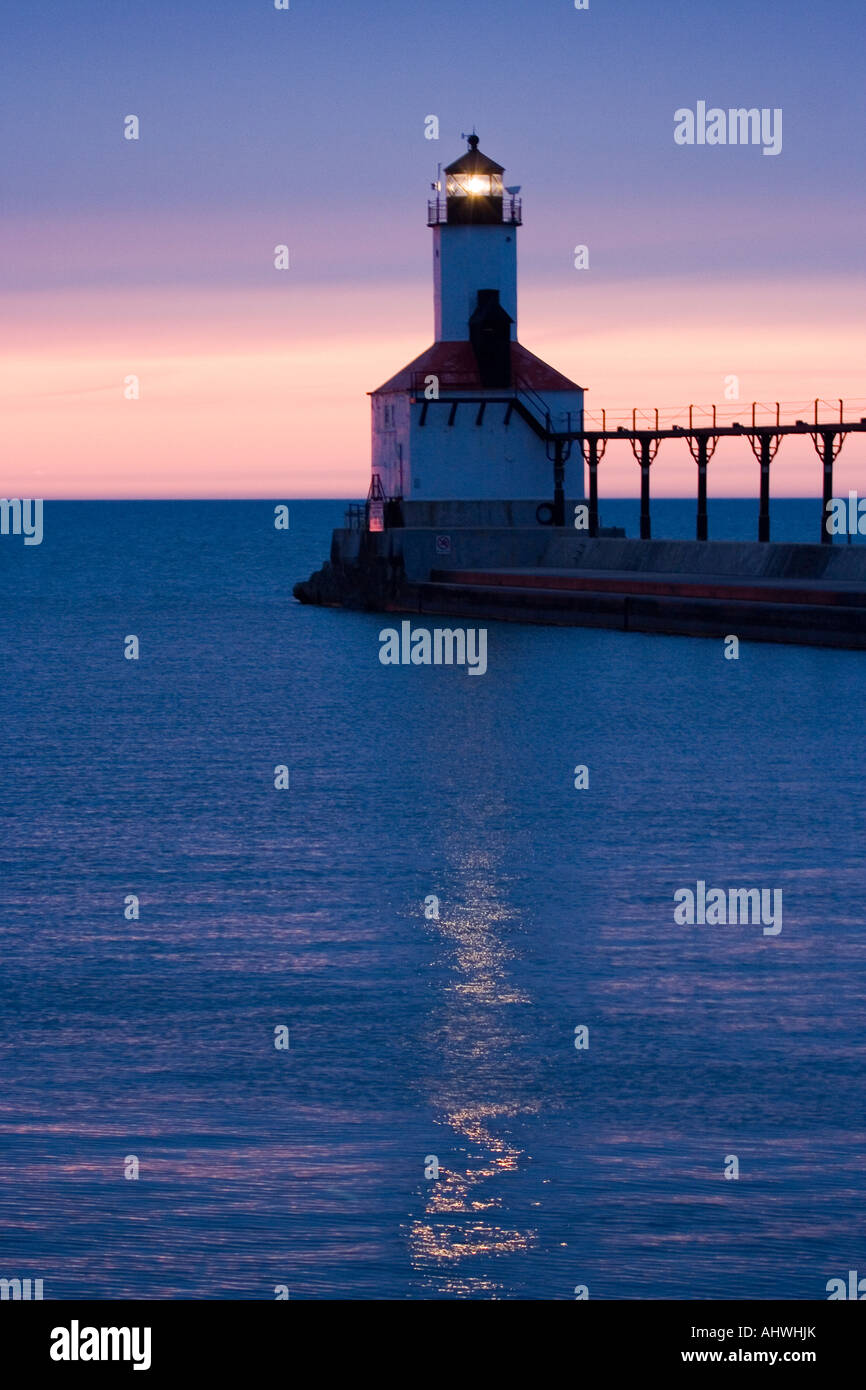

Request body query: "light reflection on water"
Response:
[408, 846, 539, 1293]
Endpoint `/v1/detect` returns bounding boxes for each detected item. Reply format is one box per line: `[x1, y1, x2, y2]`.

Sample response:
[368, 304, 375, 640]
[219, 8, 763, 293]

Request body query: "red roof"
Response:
[370, 341, 584, 395]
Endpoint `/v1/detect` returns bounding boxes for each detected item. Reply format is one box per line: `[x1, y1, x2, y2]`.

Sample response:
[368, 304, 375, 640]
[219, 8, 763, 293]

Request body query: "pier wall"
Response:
[330, 527, 866, 585]
[296, 527, 866, 649]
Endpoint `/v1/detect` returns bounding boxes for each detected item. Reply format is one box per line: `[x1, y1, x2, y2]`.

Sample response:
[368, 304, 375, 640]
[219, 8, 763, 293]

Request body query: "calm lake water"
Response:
[0, 500, 864, 1299]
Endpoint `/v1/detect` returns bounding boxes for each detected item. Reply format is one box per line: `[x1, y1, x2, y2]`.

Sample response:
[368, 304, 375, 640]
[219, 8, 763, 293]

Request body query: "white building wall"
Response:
[433, 224, 518, 340]
[371, 393, 412, 498]
[406, 391, 585, 501]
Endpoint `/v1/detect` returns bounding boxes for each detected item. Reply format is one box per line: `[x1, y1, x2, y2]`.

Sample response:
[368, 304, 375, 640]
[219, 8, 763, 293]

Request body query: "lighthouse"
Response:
[369, 135, 585, 529]
[297, 141, 866, 651]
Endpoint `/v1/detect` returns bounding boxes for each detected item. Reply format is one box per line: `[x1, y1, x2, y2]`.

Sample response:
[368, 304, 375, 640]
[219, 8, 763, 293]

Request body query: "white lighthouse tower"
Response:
[369, 134, 585, 529]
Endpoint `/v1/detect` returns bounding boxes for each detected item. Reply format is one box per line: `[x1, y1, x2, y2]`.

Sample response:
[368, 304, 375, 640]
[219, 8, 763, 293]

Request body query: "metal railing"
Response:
[582, 397, 866, 434]
[426, 194, 522, 226]
[514, 376, 552, 431]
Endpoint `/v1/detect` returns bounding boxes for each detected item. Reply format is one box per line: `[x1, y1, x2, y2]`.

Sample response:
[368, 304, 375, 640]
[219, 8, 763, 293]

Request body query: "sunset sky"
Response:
[2, 0, 863, 498]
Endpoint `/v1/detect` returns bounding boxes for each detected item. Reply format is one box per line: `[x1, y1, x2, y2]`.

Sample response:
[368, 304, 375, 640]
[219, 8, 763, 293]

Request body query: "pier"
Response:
[413, 389, 866, 545]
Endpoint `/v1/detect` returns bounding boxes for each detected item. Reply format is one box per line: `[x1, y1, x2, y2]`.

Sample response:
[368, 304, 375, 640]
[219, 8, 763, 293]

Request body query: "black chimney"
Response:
[469, 289, 512, 389]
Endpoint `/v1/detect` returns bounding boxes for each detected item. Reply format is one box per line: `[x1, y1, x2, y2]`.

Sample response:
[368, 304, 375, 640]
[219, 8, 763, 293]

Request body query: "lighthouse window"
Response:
[446, 172, 503, 198]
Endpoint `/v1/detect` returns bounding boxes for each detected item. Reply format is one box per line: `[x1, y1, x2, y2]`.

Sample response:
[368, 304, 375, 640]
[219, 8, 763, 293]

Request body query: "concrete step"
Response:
[416, 579, 866, 647]
[429, 568, 866, 609]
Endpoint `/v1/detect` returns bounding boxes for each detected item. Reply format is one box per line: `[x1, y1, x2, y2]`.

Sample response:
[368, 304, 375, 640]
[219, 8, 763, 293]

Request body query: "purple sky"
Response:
[3, 0, 863, 496]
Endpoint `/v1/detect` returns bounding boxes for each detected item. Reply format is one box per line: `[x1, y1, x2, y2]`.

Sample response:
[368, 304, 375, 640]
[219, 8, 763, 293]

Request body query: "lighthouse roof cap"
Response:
[444, 134, 505, 176]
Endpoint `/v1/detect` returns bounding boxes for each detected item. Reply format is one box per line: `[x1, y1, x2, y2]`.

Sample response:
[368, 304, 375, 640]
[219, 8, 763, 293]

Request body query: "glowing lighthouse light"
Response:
[448, 171, 500, 196]
[444, 136, 504, 200]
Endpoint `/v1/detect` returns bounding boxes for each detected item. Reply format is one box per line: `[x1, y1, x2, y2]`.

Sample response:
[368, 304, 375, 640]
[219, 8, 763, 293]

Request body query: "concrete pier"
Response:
[294, 529, 866, 650]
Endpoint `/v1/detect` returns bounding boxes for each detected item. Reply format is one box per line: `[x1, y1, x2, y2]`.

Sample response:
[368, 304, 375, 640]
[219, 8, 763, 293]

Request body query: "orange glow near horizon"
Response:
[2, 276, 863, 499]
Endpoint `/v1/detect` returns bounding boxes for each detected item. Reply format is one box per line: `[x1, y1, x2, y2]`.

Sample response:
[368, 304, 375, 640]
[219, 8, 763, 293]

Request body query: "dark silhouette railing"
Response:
[426, 194, 522, 226]
[408, 386, 866, 543]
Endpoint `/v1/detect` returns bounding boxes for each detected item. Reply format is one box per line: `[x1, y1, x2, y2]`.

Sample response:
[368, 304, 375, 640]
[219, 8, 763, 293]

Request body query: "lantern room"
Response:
[428, 134, 521, 226]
